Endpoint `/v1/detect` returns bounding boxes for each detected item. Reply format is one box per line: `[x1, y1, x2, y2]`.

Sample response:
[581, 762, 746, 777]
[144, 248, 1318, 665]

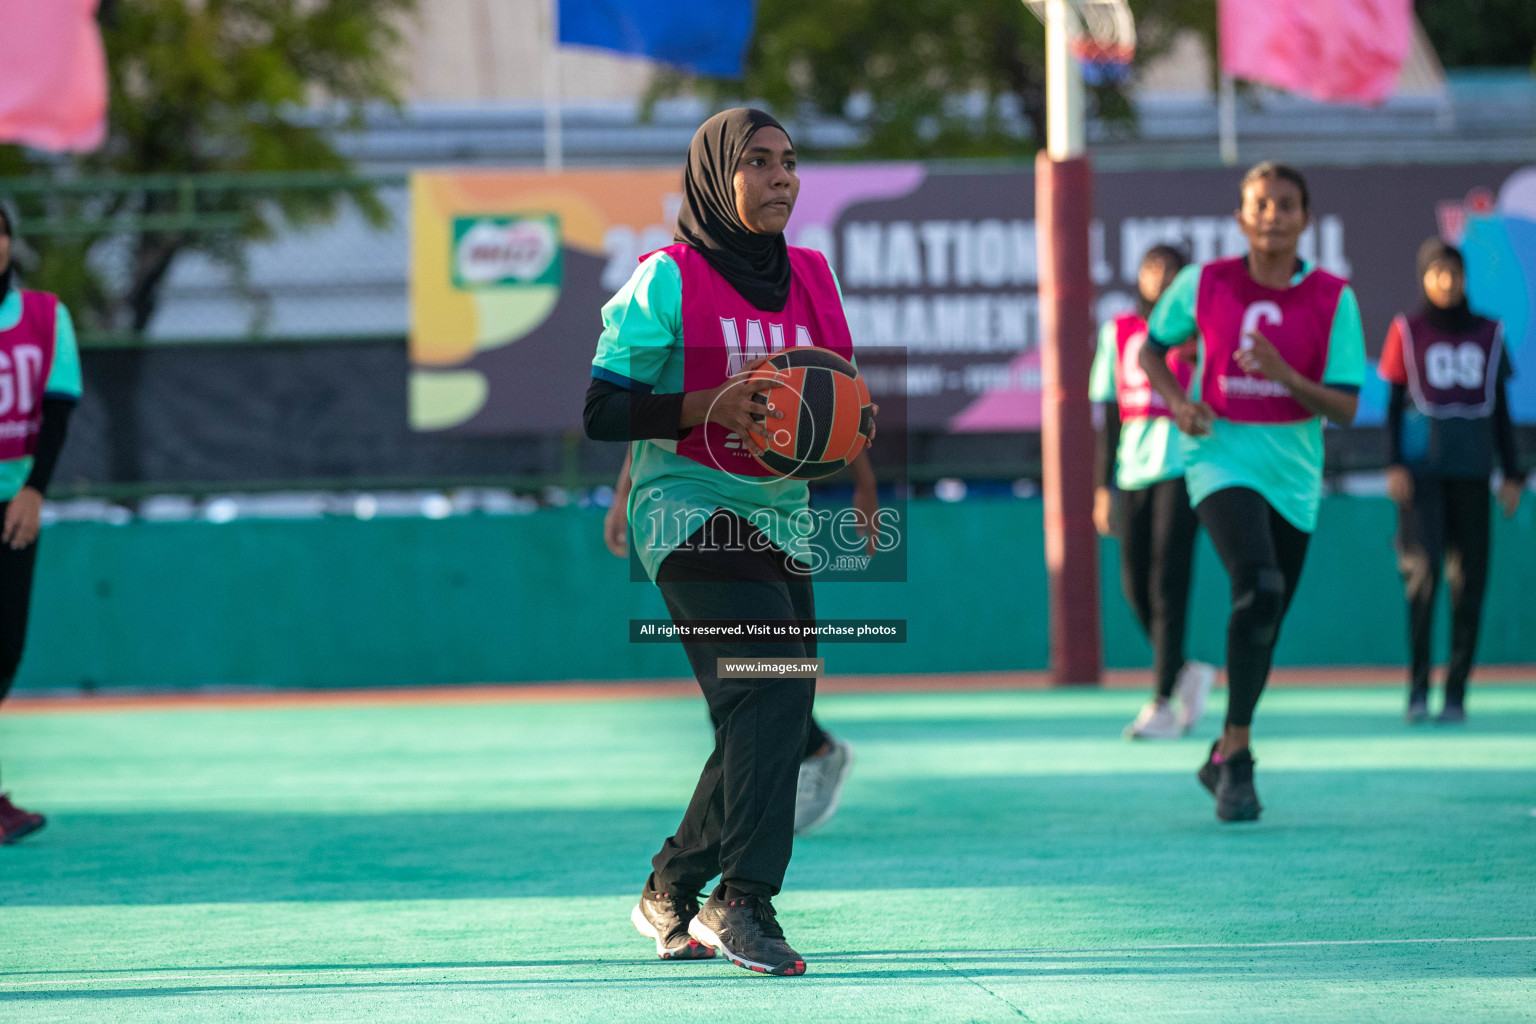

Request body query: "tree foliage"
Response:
[0, 0, 416, 335]
[647, 0, 1216, 160]
[1415, 0, 1536, 70]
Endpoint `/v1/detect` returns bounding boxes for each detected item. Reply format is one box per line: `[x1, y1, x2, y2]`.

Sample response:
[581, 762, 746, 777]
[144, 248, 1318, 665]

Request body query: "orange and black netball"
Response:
[746, 348, 871, 480]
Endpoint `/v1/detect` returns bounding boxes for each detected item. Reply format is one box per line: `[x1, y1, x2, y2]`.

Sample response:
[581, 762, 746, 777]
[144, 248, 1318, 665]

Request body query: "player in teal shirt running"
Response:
[1089, 244, 1216, 740]
[0, 206, 83, 844]
[1141, 163, 1365, 823]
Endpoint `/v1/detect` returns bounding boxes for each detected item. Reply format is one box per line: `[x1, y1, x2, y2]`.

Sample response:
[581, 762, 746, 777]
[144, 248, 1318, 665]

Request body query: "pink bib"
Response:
[1194, 258, 1347, 424]
[662, 244, 854, 476]
[0, 291, 59, 461]
[1113, 313, 1195, 420]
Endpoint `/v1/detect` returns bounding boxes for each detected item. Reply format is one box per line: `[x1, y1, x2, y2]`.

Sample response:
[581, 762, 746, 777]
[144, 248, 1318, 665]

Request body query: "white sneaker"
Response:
[1122, 700, 1182, 740]
[1175, 661, 1218, 733]
[794, 736, 854, 835]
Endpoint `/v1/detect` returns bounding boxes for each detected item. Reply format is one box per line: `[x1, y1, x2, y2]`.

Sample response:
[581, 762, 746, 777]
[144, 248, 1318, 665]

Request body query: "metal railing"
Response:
[0, 170, 409, 349]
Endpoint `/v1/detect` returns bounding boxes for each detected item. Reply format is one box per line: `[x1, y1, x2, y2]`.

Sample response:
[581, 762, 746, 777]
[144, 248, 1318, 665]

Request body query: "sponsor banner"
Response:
[410, 162, 1536, 434]
[408, 168, 680, 433]
[451, 215, 562, 289]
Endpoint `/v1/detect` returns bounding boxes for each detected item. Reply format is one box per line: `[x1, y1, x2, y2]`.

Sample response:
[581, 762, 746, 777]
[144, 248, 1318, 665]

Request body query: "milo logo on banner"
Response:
[452, 215, 561, 288]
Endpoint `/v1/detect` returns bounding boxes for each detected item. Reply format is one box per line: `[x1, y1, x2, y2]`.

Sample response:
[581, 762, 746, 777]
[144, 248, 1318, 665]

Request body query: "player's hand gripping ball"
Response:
[745, 349, 873, 480]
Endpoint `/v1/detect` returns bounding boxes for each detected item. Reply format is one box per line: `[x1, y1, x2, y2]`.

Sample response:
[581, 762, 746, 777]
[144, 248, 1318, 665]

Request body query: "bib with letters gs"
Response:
[1395, 311, 1502, 419]
[0, 290, 59, 461]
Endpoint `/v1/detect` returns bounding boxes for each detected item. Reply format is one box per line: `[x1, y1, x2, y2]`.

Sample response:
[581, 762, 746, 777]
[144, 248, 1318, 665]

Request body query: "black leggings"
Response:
[1119, 477, 1199, 699]
[1395, 477, 1491, 704]
[1195, 487, 1310, 730]
[650, 511, 817, 899]
[0, 505, 41, 789]
[0, 505, 39, 705]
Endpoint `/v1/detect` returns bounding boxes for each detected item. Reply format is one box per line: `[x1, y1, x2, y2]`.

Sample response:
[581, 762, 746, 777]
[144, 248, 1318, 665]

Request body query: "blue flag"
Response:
[558, 0, 755, 78]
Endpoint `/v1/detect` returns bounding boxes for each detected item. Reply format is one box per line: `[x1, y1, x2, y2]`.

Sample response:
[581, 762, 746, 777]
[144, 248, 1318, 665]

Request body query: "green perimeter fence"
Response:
[14, 494, 1536, 692]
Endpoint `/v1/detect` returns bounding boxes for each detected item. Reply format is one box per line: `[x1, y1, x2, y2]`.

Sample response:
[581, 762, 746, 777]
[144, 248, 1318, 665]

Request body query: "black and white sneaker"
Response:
[631, 883, 716, 960]
[687, 890, 806, 976]
[1436, 703, 1467, 725]
[1197, 740, 1221, 796]
[1406, 693, 1430, 724]
[1214, 748, 1262, 822]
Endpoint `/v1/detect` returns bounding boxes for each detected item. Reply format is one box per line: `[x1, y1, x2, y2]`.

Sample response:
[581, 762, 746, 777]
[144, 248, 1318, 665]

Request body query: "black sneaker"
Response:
[1406, 693, 1430, 724]
[1197, 740, 1221, 796]
[1436, 704, 1467, 725]
[1215, 748, 1262, 822]
[687, 890, 806, 976]
[631, 883, 716, 960]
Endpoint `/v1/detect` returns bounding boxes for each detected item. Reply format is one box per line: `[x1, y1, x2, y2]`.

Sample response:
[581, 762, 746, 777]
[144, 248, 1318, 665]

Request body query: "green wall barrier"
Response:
[15, 495, 1536, 691]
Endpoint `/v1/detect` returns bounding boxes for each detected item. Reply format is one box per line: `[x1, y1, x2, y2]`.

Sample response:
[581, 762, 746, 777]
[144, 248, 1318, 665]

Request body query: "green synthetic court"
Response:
[1, 683, 1533, 1023]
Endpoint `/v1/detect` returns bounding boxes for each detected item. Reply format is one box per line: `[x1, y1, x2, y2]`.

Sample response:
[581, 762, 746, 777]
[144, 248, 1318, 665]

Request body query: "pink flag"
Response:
[0, 0, 107, 152]
[1219, 0, 1414, 106]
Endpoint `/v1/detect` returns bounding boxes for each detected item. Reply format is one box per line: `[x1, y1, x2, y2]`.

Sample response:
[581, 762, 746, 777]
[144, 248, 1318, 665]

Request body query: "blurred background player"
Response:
[603, 447, 858, 832]
[0, 206, 82, 844]
[1378, 238, 1524, 725]
[1140, 162, 1366, 822]
[1090, 244, 1217, 739]
[584, 108, 875, 976]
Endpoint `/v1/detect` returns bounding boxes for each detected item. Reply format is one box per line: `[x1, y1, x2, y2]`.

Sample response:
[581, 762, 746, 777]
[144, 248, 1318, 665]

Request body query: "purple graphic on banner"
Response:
[788, 164, 927, 263]
[949, 349, 1043, 430]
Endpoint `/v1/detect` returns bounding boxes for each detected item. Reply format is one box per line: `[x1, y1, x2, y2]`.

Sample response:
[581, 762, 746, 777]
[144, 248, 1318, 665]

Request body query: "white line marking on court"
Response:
[0, 964, 556, 989]
[3, 937, 1534, 989]
[832, 936, 1536, 958]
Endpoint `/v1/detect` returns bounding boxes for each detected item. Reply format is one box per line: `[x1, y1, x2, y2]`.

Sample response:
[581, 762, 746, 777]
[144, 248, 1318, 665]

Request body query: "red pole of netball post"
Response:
[1036, 152, 1101, 685]
[1034, 0, 1101, 685]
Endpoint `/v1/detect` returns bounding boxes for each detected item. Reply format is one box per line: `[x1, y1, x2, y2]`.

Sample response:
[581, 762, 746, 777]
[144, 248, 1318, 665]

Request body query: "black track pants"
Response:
[0, 502, 39, 705]
[1395, 477, 1491, 705]
[651, 511, 816, 899]
[1118, 477, 1199, 699]
[1195, 487, 1310, 730]
[0, 503, 41, 788]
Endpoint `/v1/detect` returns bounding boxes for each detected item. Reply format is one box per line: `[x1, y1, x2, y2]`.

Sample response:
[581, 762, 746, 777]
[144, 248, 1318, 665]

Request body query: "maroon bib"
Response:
[0, 291, 59, 461]
[1194, 257, 1347, 424]
[1396, 312, 1502, 419]
[660, 243, 854, 477]
[1113, 312, 1195, 420]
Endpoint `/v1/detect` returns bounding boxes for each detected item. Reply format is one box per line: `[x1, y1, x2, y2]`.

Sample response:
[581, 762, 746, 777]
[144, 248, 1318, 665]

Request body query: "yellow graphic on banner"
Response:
[409, 169, 680, 430]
